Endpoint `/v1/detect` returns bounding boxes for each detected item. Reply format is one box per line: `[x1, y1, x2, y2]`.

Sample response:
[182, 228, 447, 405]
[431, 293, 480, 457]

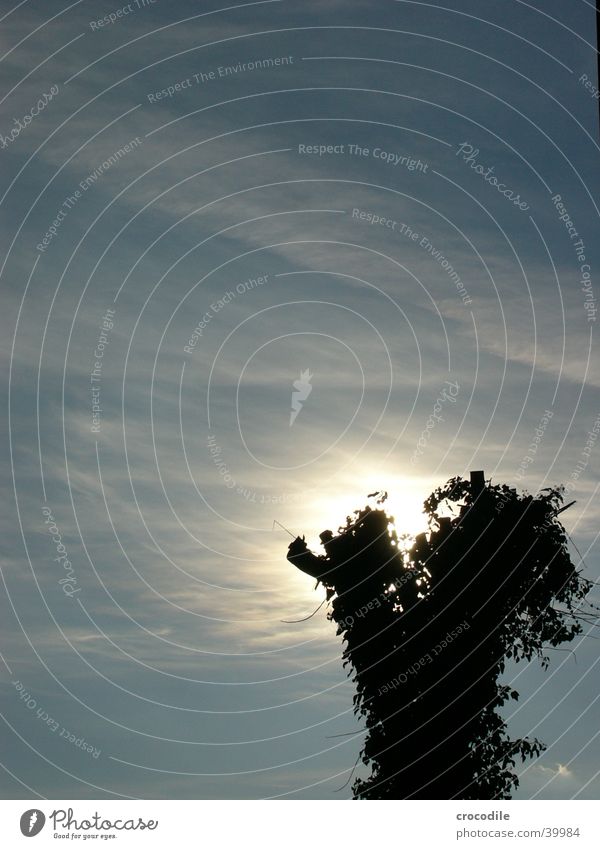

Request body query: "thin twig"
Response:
[334, 751, 362, 792]
[281, 598, 328, 623]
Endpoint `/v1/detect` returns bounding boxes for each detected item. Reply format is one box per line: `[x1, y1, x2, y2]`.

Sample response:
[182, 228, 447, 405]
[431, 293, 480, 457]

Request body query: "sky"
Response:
[1, 0, 599, 800]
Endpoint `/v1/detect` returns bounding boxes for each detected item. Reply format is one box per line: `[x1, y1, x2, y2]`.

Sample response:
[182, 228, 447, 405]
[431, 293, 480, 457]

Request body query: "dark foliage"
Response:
[286, 475, 594, 799]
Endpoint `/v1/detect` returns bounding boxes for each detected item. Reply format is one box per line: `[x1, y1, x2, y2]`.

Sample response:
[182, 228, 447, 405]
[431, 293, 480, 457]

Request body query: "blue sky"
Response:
[1, 0, 599, 799]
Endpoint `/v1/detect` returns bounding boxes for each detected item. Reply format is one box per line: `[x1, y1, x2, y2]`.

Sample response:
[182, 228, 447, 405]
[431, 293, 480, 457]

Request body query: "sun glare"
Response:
[302, 474, 432, 551]
[385, 486, 429, 540]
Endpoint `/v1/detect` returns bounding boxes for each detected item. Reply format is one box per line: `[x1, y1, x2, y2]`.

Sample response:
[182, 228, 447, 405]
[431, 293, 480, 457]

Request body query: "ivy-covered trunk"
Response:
[286, 472, 594, 799]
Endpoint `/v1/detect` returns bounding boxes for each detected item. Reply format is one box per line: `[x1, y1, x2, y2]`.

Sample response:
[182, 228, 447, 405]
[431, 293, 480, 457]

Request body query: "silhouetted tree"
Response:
[286, 472, 594, 799]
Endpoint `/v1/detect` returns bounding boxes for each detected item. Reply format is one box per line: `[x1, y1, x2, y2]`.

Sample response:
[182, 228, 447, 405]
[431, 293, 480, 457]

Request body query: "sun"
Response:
[302, 474, 431, 551]
[380, 478, 431, 540]
[384, 490, 428, 540]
